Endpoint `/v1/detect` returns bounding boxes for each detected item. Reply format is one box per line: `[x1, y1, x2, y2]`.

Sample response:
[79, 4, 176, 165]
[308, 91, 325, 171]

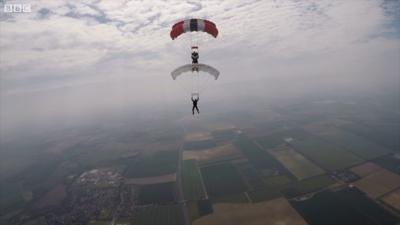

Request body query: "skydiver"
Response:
[191, 51, 199, 64]
[191, 51, 199, 72]
[191, 96, 200, 115]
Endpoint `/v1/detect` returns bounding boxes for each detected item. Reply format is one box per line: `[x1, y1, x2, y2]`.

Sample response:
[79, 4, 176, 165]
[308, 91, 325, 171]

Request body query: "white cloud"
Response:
[0, 0, 398, 95]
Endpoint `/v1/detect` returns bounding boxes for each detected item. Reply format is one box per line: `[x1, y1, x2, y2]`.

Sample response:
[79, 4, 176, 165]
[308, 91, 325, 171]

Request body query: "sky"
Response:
[0, 0, 399, 135]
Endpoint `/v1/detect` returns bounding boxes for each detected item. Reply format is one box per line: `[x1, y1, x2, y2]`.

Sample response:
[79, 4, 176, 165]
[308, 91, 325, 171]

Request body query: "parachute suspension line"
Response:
[192, 69, 194, 96]
[193, 69, 200, 97]
[196, 69, 198, 95]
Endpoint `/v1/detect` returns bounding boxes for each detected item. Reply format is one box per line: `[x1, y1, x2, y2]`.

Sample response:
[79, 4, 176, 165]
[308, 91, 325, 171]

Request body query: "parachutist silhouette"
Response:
[191, 96, 199, 115]
[191, 51, 199, 64]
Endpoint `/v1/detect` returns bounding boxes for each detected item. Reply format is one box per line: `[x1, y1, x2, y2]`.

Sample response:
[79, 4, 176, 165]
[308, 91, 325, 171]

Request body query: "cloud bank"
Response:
[0, 0, 399, 134]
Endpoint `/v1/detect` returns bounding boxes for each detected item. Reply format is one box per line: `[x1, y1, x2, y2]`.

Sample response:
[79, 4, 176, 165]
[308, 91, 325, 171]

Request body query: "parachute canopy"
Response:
[170, 19, 218, 40]
[171, 64, 220, 80]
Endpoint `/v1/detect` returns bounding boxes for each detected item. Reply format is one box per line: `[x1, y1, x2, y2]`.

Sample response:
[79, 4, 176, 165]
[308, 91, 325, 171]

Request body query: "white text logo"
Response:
[4, 4, 31, 13]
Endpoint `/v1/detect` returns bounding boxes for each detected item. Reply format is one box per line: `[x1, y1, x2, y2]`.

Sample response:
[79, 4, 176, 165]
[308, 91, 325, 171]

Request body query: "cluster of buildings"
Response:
[76, 168, 123, 188]
[9, 167, 139, 225]
[330, 170, 359, 183]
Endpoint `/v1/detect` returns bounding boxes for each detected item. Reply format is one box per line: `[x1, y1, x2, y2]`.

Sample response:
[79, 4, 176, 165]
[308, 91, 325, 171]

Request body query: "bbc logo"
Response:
[4, 4, 31, 13]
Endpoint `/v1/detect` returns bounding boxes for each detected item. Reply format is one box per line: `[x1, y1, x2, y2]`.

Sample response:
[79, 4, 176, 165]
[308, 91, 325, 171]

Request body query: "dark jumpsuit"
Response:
[191, 97, 199, 114]
[191, 52, 199, 64]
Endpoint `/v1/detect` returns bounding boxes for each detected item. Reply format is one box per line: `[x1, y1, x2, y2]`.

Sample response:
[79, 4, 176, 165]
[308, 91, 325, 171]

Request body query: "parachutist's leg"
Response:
[195, 106, 199, 114]
[192, 106, 195, 115]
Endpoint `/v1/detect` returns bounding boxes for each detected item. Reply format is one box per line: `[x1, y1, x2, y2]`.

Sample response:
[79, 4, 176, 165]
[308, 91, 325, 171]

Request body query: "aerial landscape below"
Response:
[1, 93, 399, 225]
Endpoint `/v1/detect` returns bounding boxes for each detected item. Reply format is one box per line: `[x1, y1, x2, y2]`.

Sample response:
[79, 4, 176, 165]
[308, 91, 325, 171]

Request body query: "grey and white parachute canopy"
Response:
[170, 64, 220, 97]
[171, 64, 220, 80]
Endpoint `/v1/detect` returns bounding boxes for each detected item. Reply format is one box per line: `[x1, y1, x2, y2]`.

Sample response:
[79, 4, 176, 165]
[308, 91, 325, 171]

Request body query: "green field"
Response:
[311, 127, 392, 160]
[282, 174, 335, 198]
[0, 159, 69, 215]
[253, 135, 282, 150]
[201, 163, 247, 199]
[138, 182, 176, 205]
[255, 129, 309, 149]
[133, 205, 184, 225]
[182, 160, 206, 200]
[213, 193, 249, 203]
[0, 183, 26, 215]
[290, 188, 399, 225]
[341, 122, 400, 152]
[234, 138, 282, 170]
[290, 137, 363, 171]
[263, 175, 293, 188]
[373, 154, 400, 174]
[267, 147, 325, 180]
[125, 151, 177, 178]
[211, 129, 238, 141]
[187, 200, 214, 221]
[245, 175, 293, 202]
[247, 189, 282, 202]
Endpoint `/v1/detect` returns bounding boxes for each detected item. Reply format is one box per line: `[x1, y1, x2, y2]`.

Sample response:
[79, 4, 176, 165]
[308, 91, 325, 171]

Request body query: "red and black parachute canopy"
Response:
[170, 19, 218, 40]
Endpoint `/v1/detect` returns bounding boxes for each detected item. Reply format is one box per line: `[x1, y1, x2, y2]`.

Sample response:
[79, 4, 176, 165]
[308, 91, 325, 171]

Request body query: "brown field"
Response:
[88, 221, 112, 225]
[350, 162, 382, 177]
[34, 184, 66, 209]
[125, 173, 176, 185]
[267, 145, 324, 180]
[352, 168, 400, 199]
[185, 132, 213, 141]
[183, 143, 242, 162]
[192, 197, 308, 225]
[381, 188, 400, 212]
